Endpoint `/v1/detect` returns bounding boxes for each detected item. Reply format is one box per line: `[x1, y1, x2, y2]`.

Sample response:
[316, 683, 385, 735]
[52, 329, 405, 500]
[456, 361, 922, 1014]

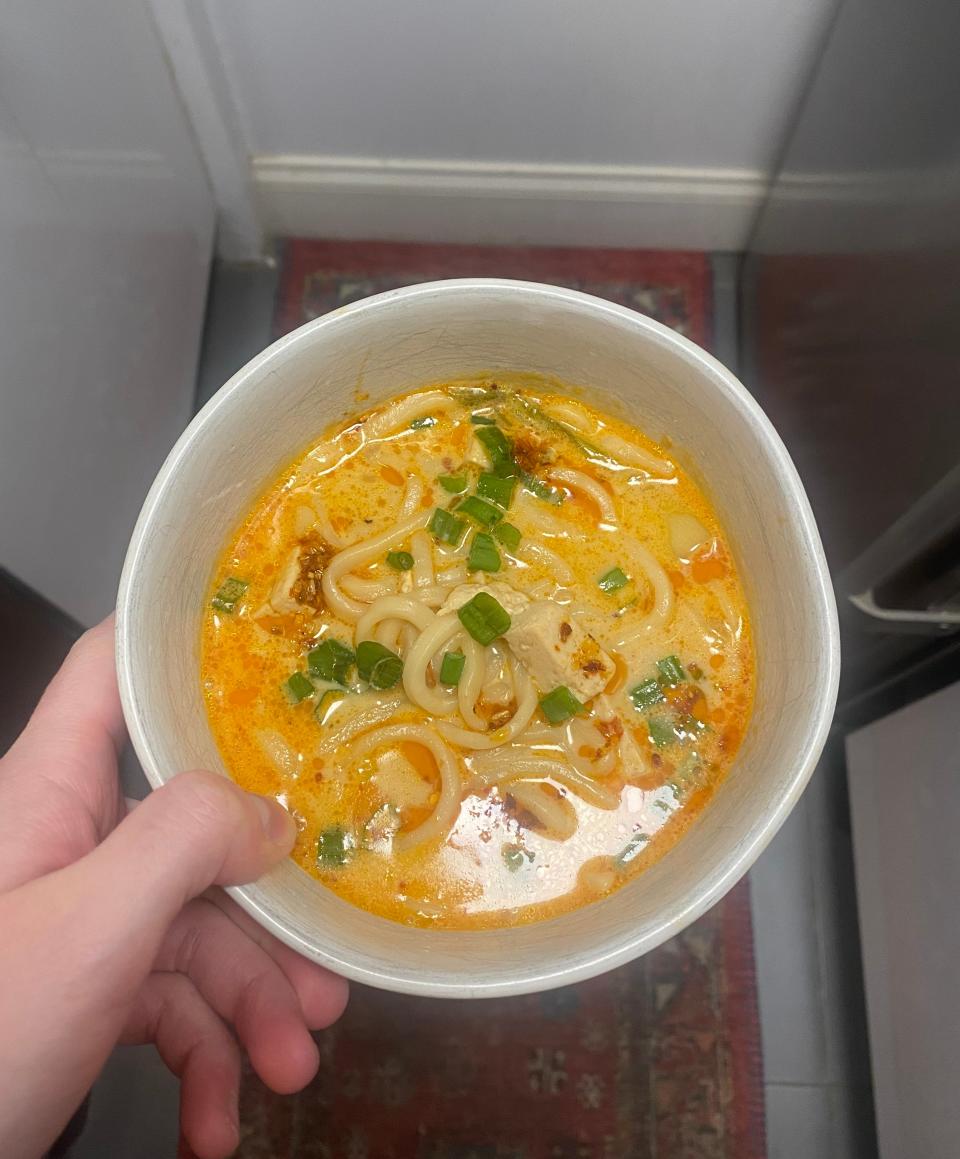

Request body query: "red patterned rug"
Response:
[240, 240, 764, 1159]
[274, 241, 710, 348]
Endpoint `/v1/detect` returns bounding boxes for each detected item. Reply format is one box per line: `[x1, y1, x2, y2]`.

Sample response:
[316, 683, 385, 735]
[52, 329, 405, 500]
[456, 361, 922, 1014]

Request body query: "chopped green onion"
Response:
[474, 424, 516, 474]
[506, 392, 616, 466]
[677, 714, 708, 740]
[452, 384, 502, 406]
[437, 474, 468, 494]
[307, 638, 355, 685]
[615, 832, 649, 866]
[540, 685, 584, 724]
[493, 522, 522, 551]
[356, 640, 404, 689]
[474, 423, 511, 457]
[458, 495, 503, 527]
[522, 474, 564, 505]
[283, 671, 315, 703]
[386, 550, 414, 571]
[477, 472, 517, 508]
[439, 650, 466, 686]
[429, 507, 466, 545]
[598, 566, 629, 593]
[317, 825, 349, 866]
[629, 678, 665, 710]
[656, 654, 686, 685]
[502, 843, 525, 871]
[410, 415, 436, 429]
[457, 591, 511, 645]
[672, 753, 703, 786]
[646, 716, 677, 748]
[315, 686, 347, 723]
[470, 413, 497, 425]
[211, 576, 248, 614]
[467, 532, 501, 573]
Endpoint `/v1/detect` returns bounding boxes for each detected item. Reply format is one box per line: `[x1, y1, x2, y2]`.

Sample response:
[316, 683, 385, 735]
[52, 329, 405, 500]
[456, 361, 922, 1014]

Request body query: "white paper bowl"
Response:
[116, 279, 839, 998]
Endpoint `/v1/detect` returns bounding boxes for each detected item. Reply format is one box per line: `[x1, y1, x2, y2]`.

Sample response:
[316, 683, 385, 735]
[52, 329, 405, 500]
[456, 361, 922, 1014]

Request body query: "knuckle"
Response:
[169, 900, 211, 973]
[161, 770, 240, 834]
[235, 967, 283, 1032]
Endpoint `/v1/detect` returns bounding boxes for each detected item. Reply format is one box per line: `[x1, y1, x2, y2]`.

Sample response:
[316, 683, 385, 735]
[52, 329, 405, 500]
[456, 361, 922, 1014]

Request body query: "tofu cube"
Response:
[440, 581, 531, 619]
[506, 601, 613, 702]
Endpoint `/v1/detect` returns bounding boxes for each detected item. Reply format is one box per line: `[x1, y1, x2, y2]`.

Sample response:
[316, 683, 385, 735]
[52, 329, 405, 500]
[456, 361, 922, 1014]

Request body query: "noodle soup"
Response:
[201, 379, 754, 929]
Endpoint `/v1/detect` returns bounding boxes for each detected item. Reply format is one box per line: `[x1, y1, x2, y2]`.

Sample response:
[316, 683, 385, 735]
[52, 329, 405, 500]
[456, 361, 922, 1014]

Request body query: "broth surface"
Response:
[201, 378, 754, 928]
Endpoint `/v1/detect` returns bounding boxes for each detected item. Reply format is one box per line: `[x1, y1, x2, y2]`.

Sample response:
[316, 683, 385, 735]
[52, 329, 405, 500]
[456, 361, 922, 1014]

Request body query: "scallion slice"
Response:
[615, 832, 649, 866]
[317, 825, 349, 866]
[540, 685, 584, 724]
[474, 424, 515, 474]
[470, 413, 497, 425]
[386, 550, 414, 571]
[522, 474, 564, 505]
[502, 843, 525, 871]
[646, 715, 677, 748]
[315, 686, 347, 723]
[283, 671, 315, 703]
[457, 591, 511, 645]
[493, 522, 522, 551]
[467, 531, 501, 573]
[410, 415, 436, 429]
[477, 472, 517, 508]
[307, 638, 355, 685]
[598, 566, 629, 593]
[429, 507, 466, 545]
[629, 678, 665, 710]
[656, 654, 686, 685]
[437, 474, 468, 494]
[211, 576, 248, 614]
[356, 640, 404, 689]
[439, 650, 466, 685]
[458, 495, 504, 527]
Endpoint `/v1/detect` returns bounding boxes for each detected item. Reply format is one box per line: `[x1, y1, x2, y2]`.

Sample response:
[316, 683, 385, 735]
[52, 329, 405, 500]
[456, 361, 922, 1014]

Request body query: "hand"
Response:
[0, 618, 348, 1159]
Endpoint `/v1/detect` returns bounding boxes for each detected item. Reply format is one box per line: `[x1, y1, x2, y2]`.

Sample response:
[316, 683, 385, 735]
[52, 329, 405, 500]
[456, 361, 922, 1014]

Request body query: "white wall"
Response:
[0, 1, 215, 625]
[201, 0, 834, 250]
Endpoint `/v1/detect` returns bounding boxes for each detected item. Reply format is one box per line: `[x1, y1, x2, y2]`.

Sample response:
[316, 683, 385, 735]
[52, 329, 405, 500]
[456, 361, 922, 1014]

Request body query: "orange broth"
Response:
[201, 379, 754, 928]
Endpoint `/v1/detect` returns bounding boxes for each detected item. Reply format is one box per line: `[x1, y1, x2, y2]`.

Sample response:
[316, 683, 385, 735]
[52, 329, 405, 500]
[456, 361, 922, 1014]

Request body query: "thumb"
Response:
[76, 770, 297, 989]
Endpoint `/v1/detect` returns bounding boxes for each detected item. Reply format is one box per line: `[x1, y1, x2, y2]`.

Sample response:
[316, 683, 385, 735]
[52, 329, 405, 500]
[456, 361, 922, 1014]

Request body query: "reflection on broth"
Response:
[201, 378, 754, 928]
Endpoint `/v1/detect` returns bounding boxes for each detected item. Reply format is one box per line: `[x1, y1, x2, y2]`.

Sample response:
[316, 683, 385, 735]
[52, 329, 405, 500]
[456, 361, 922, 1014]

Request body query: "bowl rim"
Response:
[116, 276, 840, 997]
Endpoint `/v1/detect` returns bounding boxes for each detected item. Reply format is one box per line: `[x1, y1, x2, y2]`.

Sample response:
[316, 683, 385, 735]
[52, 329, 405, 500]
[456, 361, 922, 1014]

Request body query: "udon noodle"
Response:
[201, 377, 754, 928]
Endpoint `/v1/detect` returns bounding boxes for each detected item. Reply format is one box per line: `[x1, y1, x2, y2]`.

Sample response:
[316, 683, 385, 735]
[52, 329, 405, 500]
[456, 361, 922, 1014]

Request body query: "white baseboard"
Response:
[252, 154, 767, 252]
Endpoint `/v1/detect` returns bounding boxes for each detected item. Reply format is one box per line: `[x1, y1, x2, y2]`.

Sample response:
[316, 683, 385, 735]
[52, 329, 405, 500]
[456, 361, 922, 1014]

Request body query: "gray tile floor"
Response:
[73, 254, 878, 1159]
[750, 747, 877, 1159]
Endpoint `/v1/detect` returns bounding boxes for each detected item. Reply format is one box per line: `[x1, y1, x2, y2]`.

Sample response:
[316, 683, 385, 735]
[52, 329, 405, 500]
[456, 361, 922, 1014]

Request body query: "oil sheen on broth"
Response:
[201, 379, 754, 929]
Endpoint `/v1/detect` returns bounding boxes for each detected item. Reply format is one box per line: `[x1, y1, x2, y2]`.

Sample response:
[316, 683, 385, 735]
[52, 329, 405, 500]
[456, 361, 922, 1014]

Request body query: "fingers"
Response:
[156, 898, 320, 1094]
[121, 973, 240, 1159]
[204, 889, 349, 1030]
[39, 771, 297, 1014]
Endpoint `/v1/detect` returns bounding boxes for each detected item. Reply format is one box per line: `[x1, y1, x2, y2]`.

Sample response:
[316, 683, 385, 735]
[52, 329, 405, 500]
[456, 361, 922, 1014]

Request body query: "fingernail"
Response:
[251, 794, 297, 849]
